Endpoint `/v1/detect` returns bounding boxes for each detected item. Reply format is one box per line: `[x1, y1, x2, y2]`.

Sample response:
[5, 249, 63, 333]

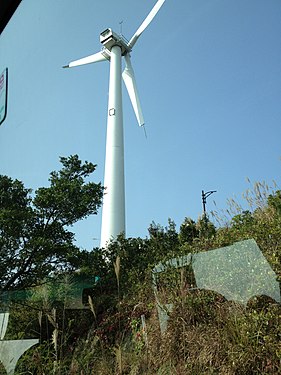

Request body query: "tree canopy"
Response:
[0, 155, 103, 291]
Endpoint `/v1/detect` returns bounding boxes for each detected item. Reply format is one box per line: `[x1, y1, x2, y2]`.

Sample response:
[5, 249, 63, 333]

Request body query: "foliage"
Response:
[196, 214, 216, 239]
[1, 173, 281, 374]
[268, 189, 281, 215]
[0, 155, 103, 291]
[179, 217, 198, 244]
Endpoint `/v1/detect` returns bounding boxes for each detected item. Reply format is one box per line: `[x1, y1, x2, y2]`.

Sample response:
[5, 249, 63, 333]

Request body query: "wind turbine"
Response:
[64, 0, 165, 248]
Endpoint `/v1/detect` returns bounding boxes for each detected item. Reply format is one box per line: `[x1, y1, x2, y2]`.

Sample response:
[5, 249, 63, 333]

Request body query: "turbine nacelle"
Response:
[100, 28, 131, 55]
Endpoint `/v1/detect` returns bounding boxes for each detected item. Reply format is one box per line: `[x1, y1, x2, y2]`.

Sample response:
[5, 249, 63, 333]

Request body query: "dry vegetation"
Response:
[2, 182, 281, 374]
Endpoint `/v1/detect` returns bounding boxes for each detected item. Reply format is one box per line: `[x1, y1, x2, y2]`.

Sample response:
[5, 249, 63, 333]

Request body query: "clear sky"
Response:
[1, 0, 281, 249]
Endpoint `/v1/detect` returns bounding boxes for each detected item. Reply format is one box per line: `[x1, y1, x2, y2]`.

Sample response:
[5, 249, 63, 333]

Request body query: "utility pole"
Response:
[202, 190, 216, 214]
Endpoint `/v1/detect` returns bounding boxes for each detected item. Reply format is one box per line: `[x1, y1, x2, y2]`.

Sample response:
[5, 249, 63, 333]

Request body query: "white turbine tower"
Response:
[64, 0, 165, 248]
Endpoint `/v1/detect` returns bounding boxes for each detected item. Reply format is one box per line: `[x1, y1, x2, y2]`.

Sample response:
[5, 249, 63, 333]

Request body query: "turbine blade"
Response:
[63, 51, 108, 68]
[128, 0, 165, 48]
[122, 54, 144, 126]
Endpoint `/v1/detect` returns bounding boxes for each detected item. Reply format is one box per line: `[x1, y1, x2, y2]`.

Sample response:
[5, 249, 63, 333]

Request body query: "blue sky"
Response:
[1, 0, 281, 249]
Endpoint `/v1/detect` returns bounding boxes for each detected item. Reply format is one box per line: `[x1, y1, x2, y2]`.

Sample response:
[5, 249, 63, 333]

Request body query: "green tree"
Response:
[267, 190, 281, 215]
[179, 217, 199, 244]
[231, 210, 255, 228]
[0, 155, 103, 291]
[148, 218, 179, 259]
[196, 214, 216, 239]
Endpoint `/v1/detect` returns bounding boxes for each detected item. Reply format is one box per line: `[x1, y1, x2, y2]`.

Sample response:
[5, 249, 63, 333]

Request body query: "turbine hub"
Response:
[100, 28, 131, 55]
